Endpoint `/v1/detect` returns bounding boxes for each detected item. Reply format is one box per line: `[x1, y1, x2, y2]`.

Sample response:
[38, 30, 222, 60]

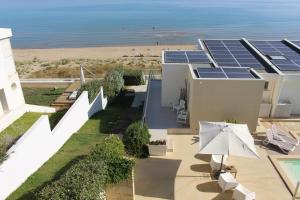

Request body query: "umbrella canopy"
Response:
[198, 121, 260, 159]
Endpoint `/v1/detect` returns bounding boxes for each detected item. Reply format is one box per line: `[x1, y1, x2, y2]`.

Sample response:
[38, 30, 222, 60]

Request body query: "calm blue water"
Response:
[1, 0, 300, 48]
[279, 159, 300, 187]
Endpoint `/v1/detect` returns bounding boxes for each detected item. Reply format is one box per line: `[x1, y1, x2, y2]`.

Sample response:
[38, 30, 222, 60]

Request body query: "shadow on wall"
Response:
[134, 157, 181, 199]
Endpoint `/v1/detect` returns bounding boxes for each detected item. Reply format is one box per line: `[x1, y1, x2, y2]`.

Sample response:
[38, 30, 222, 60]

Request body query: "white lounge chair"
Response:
[176, 110, 188, 124]
[263, 129, 296, 154]
[218, 172, 239, 192]
[173, 99, 185, 114]
[232, 184, 256, 200]
[271, 125, 299, 146]
[210, 155, 228, 171]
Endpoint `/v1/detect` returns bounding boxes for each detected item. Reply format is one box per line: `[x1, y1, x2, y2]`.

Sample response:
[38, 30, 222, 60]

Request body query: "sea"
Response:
[1, 0, 300, 48]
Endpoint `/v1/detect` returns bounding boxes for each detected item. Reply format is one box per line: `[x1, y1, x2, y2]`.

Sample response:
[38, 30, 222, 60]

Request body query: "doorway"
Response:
[0, 89, 9, 113]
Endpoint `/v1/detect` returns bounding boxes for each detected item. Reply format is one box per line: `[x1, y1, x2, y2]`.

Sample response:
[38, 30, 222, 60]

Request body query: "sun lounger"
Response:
[218, 172, 239, 192]
[271, 125, 299, 146]
[210, 155, 228, 171]
[173, 99, 185, 114]
[263, 129, 296, 154]
[232, 184, 256, 200]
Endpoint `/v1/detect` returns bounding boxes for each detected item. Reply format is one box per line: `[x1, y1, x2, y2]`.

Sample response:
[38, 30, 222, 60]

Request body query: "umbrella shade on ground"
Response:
[198, 121, 260, 159]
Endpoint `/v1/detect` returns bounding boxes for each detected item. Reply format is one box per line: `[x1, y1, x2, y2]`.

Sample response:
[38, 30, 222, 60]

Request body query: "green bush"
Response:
[103, 68, 124, 100]
[91, 135, 134, 184]
[123, 121, 150, 158]
[91, 135, 125, 160]
[77, 80, 102, 102]
[123, 69, 145, 85]
[35, 158, 108, 200]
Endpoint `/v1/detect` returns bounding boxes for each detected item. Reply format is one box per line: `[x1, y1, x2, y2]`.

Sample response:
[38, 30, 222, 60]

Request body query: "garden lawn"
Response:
[8, 92, 141, 200]
[0, 112, 46, 143]
[23, 87, 65, 106]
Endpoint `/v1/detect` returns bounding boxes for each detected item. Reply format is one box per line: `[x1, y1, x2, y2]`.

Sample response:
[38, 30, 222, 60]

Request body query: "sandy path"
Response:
[13, 45, 195, 61]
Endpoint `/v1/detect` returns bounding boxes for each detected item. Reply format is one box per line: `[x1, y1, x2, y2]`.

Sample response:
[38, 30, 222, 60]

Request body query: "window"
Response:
[264, 81, 269, 90]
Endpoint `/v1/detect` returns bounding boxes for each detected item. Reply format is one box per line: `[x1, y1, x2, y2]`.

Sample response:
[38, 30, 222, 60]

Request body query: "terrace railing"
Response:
[142, 70, 154, 124]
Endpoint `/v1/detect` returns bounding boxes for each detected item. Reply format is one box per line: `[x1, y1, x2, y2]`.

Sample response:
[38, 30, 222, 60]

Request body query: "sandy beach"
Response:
[13, 45, 194, 62]
[13, 44, 194, 78]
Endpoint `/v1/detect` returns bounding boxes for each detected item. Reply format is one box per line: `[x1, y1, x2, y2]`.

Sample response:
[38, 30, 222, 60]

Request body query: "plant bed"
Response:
[148, 140, 167, 156]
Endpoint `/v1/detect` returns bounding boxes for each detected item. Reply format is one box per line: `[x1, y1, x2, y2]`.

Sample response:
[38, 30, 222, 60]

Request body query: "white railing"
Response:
[142, 71, 154, 124]
[293, 182, 300, 200]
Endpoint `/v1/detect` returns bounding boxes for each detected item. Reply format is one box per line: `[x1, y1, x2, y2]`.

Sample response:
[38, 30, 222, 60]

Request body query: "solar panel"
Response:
[291, 41, 300, 47]
[250, 40, 300, 72]
[196, 67, 256, 79]
[204, 40, 265, 69]
[164, 51, 211, 64]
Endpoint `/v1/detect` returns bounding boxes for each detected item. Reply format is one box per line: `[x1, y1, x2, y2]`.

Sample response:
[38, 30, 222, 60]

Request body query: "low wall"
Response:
[0, 87, 107, 199]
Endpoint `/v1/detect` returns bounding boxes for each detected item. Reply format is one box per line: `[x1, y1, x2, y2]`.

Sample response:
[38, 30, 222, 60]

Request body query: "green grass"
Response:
[8, 93, 141, 200]
[23, 88, 65, 106]
[0, 113, 47, 144]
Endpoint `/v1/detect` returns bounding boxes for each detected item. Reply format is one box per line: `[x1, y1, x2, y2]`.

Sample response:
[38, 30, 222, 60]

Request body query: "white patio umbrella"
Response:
[198, 121, 260, 175]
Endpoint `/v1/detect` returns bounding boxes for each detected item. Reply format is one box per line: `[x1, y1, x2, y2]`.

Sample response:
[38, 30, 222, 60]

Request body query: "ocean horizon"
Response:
[1, 0, 300, 48]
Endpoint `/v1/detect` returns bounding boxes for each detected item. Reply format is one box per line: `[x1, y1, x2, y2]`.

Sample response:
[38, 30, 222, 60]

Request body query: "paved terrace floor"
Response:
[134, 133, 294, 200]
[145, 80, 186, 129]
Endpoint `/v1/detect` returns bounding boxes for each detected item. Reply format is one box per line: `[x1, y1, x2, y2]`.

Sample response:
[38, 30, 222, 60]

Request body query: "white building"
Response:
[0, 29, 25, 117]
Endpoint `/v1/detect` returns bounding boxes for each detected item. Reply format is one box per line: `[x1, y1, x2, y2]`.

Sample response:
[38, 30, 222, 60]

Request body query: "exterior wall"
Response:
[0, 28, 25, 117]
[161, 64, 188, 107]
[187, 67, 264, 132]
[0, 89, 107, 199]
[277, 74, 300, 115]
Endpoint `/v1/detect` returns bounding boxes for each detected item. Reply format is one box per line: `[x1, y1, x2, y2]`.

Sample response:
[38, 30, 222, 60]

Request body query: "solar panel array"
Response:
[203, 40, 264, 69]
[250, 40, 300, 71]
[196, 67, 255, 79]
[164, 51, 211, 64]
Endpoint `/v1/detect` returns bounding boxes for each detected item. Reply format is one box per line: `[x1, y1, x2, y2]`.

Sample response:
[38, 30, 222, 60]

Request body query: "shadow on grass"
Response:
[16, 156, 85, 200]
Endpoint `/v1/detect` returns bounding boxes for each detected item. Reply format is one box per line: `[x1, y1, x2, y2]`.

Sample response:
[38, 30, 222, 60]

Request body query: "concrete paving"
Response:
[134, 134, 292, 200]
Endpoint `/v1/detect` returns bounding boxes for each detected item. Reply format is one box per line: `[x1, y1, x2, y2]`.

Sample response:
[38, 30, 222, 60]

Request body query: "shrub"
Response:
[77, 80, 102, 102]
[123, 69, 145, 85]
[103, 68, 124, 100]
[91, 135, 134, 184]
[91, 135, 125, 161]
[35, 158, 108, 200]
[149, 140, 166, 145]
[0, 142, 7, 163]
[123, 121, 150, 158]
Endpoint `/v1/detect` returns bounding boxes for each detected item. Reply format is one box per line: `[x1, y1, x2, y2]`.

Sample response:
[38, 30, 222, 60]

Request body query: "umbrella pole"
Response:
[219, 155, 224, 173]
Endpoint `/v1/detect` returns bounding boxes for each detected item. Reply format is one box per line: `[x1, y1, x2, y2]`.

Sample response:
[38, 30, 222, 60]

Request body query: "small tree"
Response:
[103, 68, 124, 100]
[123, 121, 150, 158]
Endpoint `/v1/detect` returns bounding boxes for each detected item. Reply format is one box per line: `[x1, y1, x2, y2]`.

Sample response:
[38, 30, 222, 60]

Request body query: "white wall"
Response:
[0, 29, 25, 117]
[0, 88, 107, 199]
[161, 64, 188, 107]
[278, 74, 300, 114]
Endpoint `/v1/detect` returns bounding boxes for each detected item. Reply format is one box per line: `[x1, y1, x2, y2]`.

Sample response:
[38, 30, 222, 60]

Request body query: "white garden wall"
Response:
[0, 88, 107, 200]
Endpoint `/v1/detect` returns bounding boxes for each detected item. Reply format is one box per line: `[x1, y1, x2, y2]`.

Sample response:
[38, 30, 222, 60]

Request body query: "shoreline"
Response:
[13, 44, 195, 62]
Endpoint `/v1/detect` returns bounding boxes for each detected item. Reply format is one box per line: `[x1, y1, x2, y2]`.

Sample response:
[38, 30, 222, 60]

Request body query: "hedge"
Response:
[77, 80, 102, 102]
[103, 68, 124, 100]
[123, 121, 150, 158]
[35, 158, 108, 200]
[123, 69, 145, 86]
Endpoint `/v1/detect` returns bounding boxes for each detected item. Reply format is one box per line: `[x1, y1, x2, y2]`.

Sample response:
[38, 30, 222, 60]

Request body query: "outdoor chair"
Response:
[232, 184, 256, 200]
[173, 99, 185, 114]
[176, 110, 188, 124]
[218, 172, 239, 192]
[210, 154, 228, 172]
[271, 124, 299, 146]
[263, 129, 296, 154]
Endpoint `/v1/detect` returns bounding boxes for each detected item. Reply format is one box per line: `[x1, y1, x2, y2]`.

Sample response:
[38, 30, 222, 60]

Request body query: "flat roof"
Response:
[249, 40, 300, 74]
[163, 50, 213, 64]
